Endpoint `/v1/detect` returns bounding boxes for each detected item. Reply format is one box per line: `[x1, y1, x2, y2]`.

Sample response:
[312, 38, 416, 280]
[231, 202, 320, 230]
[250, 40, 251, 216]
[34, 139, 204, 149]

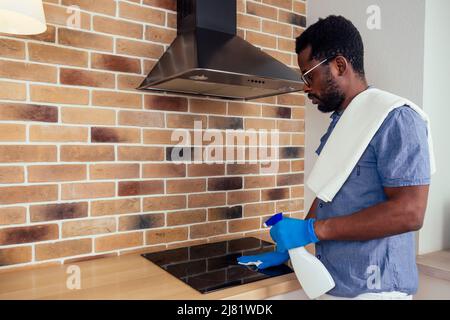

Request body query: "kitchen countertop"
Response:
[0, 234, 302, 300]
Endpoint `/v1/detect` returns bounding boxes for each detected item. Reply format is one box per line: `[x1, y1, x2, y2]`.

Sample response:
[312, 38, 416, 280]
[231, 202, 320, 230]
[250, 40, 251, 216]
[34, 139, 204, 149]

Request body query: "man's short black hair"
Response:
[296, 15, 365, 77]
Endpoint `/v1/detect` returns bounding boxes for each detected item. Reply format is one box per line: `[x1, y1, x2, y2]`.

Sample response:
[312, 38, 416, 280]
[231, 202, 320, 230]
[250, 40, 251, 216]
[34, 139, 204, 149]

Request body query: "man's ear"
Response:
[334, 56, 348, 76]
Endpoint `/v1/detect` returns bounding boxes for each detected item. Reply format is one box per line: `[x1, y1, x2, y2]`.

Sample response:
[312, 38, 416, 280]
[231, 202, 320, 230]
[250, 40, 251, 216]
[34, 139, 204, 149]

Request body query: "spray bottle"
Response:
[264, 212, 335, 299]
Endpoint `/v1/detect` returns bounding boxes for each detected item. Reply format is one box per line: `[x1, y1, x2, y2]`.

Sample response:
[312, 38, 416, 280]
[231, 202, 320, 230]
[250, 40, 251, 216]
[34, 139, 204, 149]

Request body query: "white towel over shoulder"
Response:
[306, 88, 436, 203]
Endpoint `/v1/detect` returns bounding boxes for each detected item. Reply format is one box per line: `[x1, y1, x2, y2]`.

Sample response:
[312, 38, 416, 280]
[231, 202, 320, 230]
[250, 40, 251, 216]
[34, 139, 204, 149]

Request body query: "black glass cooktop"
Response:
[141, 237, 293, 294]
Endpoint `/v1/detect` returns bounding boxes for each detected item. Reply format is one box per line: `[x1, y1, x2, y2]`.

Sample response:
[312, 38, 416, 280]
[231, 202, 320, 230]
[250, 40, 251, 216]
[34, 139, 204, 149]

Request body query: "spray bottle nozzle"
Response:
[263, 212, 283, 227]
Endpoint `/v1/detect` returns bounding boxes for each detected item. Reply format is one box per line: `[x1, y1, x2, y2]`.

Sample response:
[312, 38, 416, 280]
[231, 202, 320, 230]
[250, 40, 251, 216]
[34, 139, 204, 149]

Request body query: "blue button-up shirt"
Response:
[315, 103, 431, 298]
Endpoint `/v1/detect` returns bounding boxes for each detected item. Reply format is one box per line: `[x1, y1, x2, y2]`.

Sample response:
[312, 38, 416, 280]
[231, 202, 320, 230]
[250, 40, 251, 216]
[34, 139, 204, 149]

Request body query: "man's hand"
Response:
[237, 251, 290, 269]
[270, 218, 320, 252]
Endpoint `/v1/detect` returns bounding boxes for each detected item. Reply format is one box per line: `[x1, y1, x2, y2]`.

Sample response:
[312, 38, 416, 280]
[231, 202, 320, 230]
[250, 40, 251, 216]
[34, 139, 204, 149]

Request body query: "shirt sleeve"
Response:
[370, 106, 431, 187]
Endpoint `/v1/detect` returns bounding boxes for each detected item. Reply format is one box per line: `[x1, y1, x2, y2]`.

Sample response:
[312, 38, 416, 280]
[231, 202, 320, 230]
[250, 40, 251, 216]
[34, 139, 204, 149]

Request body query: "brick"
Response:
[28, 165, 86, 183]
[0, 60, 56, 83]
[119, 213, 164, 231]
[208, 206, 242, 221]
[167, 114, 207, 129]
[62, 0, 117, 16]
[90, 164, 139, 180]
[228, 102, 261, 117]
[227, 163, 259, 175]
[246, 31, 277, 49]
[0, 38, 25, 59]
[143, 0, 176, 11]
[188, 164, 225, 177]
[167, 178, 206, 194]
[278, 10, 306, 27]
[142, 129, 179, 145]
[227, 190, 260, 205]
[92, 90, 142, 109]
[190, 99, 226, 115]
[144, 95, 188, 112]
[292, 107, 305, 120]
[143, 59, 156, 74]
[245, 118, 276, 130]
[62, 217, 116, 237]
[0, 146, 56, 163]
[31, 85, 89, 105]
[262, 106, 292, 119]
[62, 182, 115, 200]
[58, 28, 113, 52]
[167, 209, 206, 226]
[277, 173, 304, 186]
[237, 13, 261, 31]
[167, 12, 176, 28]
[30, 125, 88, 142]
[119, 1, 165, 25]
[60, 68, 115, 88]
[119, 110, 165, 127]
[209, 116, 243, 130]
[91, 53, 141, 73]
[280, 146, 304, 159]
[116, 38, 164, 59]
[261, 187, 290, 201]
[0, 166, 24, 184]
[142, 163, 185, 178]
[118, 74, 145, 91]
[43, 3, 91, 29]
[91, 198, 140, 217]
[60, 145, 115, 162]
[277, 94, 305, 106]
[118, 180, 164, 196]
[228, 217, 260, 233]
[276, 199, 303, 213]
[277, 119, 304, 132]
[244, 175, 275, 189]
[93, 16, 143, 39]
[145, 25, 176, 44]
[188, 193, 226, 208]
[265, 0, 293, 9]
[95, 232, 143, 252]
[246, 2, 278, 20]
[0, 224, 58, 245]
[208, 177, 242, 191]
[0, 207, 26, 225]
[291, 186, 303, 198]
[36, 239, 92, 261]
[244, 202, 276, 217]
[291, 159, 304, 171]
[0, 246, 32, 266]
[0, 124, 26, 141]
[143, 195, 186, 211]
[61, 107, 115, 125]
[190, 222, 227, 239]
[278, 38, 295, 52]
[262, 20, 293, 37]
[117, 146, 164, 161]
[0, 81, 26, 101]
[146, 227, 188, 245]
[91, 127, 141, 143]
[30, 202, 88, 222]
[293, 1, 306, 14]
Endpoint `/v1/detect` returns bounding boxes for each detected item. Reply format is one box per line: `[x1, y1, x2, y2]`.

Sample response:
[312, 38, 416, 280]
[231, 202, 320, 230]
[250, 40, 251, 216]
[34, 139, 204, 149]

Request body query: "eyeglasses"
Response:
[301, 56, 334, 87]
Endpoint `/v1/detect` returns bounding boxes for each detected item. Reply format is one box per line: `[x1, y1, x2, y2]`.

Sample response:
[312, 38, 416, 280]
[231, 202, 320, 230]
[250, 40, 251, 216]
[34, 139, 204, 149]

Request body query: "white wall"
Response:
[305, 0, 449, 253]
[418, 0, 450, 254]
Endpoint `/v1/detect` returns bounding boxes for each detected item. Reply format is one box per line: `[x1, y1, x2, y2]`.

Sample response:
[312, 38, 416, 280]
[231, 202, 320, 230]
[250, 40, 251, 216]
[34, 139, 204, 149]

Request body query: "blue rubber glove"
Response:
[270, 217, 320, 252]
[237, 251, 290, 269]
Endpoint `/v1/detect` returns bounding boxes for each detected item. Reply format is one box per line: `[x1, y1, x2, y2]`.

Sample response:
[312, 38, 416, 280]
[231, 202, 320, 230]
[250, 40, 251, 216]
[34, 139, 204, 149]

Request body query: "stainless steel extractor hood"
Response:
[137, 0, 304, 101]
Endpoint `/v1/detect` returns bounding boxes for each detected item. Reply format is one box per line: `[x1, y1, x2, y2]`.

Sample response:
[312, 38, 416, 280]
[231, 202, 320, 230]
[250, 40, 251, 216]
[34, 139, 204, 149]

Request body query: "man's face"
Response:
[297, 46, 345, 113]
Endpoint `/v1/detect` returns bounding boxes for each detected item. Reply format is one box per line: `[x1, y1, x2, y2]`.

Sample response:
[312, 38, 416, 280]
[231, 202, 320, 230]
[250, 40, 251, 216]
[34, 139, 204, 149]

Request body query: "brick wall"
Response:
[0, 0, 306, 270]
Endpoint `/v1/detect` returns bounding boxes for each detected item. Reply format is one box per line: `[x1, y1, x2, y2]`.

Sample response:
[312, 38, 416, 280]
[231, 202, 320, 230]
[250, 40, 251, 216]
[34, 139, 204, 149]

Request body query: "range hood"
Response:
[137, 0, 304, 101]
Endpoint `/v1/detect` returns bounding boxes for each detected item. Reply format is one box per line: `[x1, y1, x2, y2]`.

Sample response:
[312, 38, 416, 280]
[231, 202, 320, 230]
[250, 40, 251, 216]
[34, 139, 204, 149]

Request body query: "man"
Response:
[238, 15, 433, 299]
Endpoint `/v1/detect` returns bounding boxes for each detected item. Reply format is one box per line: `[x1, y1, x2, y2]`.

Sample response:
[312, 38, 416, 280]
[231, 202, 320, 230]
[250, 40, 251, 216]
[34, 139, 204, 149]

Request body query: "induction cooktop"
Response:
[141, 237, 293, 294]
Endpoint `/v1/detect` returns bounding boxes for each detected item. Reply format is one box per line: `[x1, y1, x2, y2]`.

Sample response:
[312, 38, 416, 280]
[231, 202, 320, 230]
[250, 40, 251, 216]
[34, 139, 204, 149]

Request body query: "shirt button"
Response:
[316, 254, 321, 260]
[319, 203, 323, 208]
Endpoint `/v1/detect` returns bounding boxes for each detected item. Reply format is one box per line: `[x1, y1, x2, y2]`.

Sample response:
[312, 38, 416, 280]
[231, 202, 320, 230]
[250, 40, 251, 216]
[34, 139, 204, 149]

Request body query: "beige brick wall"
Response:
[0, 0, 306, 270]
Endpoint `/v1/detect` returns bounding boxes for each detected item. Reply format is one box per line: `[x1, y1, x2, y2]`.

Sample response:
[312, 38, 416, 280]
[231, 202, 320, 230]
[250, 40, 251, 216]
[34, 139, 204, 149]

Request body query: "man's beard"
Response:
[315, 71, 345, 113]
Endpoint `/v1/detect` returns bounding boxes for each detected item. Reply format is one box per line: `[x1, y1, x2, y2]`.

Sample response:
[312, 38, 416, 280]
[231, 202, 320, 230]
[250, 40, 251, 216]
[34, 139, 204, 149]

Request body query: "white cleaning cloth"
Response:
[306, 88, 436, 203]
